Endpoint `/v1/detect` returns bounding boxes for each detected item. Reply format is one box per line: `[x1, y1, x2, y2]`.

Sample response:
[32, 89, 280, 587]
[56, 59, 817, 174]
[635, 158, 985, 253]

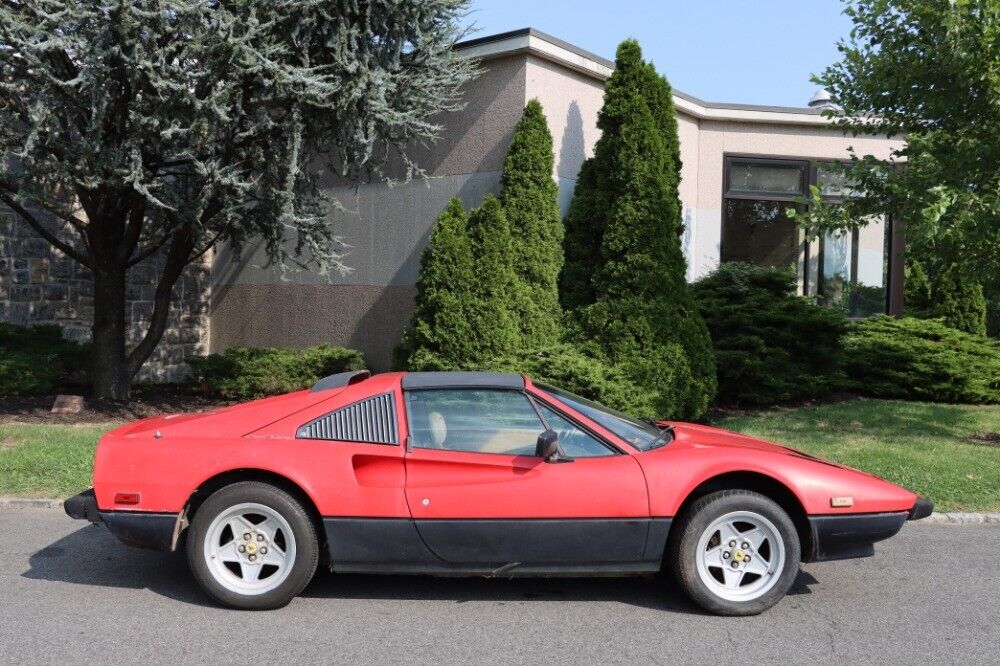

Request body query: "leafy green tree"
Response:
[500, 100, 564, 347]
[799, 0, 1000, 334]
[395, 199, 478, 371]
[564, 40, 716, 419]
[0, 0, 475, 399]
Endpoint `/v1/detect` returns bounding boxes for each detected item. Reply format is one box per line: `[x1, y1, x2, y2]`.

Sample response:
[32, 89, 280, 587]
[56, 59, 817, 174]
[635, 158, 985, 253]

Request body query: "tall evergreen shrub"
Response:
[500, 100, 564, 347]
[904, 261, 933, 318]
[465, 196, 522, 361]
[903, 261, 987, 336]
[395, 199, 479, 370]
[561, 40, 716, 419]
[932, 265, 987, 336]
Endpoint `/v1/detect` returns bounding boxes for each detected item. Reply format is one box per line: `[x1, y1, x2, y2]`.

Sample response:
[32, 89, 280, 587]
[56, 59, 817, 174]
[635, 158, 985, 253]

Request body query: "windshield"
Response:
[536, 383, 671, 451]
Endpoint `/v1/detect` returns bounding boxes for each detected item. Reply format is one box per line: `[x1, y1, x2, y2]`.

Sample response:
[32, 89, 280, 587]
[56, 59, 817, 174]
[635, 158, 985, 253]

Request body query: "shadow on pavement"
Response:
[23, 524, 819, 612]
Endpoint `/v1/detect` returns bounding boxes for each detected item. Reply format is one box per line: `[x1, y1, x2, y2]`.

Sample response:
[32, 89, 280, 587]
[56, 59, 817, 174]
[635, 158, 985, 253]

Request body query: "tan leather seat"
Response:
[427, 411, 447, 448]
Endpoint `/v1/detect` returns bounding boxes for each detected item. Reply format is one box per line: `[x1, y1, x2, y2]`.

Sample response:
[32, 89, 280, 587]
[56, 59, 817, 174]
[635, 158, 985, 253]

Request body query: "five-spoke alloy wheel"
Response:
[187, 482, 319, 610]
[670, 490, 800, 615]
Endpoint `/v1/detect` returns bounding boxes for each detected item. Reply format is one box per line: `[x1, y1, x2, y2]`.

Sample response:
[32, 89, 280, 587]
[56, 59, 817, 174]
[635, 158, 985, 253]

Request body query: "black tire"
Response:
[668, 490, 800, 616]
[186, 481, 319, 610]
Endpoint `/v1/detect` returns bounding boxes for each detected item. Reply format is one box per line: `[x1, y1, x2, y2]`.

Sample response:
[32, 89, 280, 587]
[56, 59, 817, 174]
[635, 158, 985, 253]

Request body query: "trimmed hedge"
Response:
[188, 345, 365, 399]
[692, 263, 847, 406]
[0, 323, 89, 396]
[844, 316, 1000, 403]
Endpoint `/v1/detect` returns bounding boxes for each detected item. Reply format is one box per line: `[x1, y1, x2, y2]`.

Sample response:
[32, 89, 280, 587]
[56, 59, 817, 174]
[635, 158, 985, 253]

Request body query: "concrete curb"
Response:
[0, 497, 998, 525]
[0, 497, 64, 510]
[923, 512, 1000, 525]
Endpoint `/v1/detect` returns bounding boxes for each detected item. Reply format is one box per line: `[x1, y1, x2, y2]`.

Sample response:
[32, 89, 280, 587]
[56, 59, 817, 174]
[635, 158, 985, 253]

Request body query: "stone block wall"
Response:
[0, 209, 211, 383]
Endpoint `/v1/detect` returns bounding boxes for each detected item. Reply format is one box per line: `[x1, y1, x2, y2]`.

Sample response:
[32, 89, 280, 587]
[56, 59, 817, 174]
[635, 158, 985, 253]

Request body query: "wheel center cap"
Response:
[733, 549, 745, 562]
[245, 542, 258, 555]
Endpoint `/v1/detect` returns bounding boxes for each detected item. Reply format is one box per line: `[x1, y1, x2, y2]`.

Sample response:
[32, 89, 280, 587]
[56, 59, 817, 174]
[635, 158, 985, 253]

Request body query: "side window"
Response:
[406, 389, 542, 456]
[535, 402, 615, 458]
[297, 393, 398, 444]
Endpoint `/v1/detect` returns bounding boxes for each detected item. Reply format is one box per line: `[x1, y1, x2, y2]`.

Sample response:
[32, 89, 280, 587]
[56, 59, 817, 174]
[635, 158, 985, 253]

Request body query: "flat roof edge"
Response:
[456, 28, 834, 124]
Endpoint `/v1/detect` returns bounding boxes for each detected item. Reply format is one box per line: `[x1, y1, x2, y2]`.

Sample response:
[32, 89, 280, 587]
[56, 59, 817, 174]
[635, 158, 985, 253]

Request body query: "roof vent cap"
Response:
[808, 89, 838, 109]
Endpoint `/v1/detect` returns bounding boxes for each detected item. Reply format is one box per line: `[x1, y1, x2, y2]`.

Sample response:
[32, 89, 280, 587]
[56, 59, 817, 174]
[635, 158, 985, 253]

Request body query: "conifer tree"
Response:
[500, 100, 564, 347]
[560, 159, 605, 310]
[563, 39, 716, 418]
[465, 196, 523, 361]
[904, 261, 934, 318]
[0, 0, 476, 399]
[932, 266, 988, 336]
[396, 199, 478, 371]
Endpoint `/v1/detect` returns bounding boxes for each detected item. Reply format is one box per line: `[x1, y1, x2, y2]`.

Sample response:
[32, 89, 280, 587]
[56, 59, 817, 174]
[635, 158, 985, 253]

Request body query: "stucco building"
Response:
[1, 28, 904, 378]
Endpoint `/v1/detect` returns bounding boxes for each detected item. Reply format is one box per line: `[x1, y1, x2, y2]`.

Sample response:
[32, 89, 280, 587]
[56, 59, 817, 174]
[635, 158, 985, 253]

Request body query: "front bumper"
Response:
[908, 496, 934, 520]
[807, 511, 908, 562]
[64, 488, 178, 551]
[806, 496, 934, 562]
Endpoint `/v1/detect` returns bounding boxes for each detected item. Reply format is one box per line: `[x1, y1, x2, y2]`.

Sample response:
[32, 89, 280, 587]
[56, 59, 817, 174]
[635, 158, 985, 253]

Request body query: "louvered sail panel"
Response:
[296, 393, 398, 444]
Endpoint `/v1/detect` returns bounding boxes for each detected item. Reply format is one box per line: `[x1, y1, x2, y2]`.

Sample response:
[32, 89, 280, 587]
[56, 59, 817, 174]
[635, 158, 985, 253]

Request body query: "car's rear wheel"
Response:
[669, 490, 800, 615]
[187, 482, 319, 610]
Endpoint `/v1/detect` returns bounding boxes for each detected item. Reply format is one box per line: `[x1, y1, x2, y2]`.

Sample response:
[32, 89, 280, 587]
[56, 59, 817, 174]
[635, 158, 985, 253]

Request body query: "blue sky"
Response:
[462, 1, 853, 108]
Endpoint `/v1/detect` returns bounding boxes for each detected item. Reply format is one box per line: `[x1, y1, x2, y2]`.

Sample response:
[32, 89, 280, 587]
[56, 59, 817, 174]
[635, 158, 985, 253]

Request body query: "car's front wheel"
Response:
[669, 490, 800, 615]
[187, 481, 319, 610]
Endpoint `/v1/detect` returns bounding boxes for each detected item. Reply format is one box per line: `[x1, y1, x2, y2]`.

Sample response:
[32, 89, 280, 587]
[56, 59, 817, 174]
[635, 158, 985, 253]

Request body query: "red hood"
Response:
[665, 422, 846, 466]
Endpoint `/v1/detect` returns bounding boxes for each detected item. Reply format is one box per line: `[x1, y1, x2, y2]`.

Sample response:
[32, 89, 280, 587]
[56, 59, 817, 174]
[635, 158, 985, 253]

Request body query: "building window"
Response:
[722, 155, 888, 317]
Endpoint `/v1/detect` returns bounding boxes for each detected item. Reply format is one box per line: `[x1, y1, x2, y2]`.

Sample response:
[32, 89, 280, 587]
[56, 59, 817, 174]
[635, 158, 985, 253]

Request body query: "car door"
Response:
[402, 387, 651, 569]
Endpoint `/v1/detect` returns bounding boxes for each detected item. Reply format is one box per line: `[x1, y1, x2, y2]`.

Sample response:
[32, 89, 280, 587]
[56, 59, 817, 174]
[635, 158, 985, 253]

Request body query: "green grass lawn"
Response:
[0, 423, 115, 498]
[717, 399, 1000, 513]
[1, 398, 998, 511]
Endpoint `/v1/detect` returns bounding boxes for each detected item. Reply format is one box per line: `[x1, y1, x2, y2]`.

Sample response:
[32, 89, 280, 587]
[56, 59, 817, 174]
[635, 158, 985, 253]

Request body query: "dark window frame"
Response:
[722, 153, 889, 316]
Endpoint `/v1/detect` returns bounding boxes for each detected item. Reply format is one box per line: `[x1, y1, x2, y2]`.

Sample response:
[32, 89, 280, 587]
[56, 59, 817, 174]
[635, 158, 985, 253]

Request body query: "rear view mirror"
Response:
[536, 429, 572, 463]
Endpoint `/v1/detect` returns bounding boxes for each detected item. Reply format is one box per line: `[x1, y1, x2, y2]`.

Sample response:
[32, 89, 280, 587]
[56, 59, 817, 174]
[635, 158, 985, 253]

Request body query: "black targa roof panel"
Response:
[401, 371, 524, 390]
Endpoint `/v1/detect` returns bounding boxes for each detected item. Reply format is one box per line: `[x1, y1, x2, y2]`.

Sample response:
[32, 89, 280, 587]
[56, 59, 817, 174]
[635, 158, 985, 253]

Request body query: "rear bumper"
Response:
[64, 488, 178, 551]
[806, 511, 908, 562]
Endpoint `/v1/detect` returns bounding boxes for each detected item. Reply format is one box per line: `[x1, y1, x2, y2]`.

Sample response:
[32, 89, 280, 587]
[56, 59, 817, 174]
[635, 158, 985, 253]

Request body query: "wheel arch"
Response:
[180, 469, 328, 561]
[667, 471, 814, 562]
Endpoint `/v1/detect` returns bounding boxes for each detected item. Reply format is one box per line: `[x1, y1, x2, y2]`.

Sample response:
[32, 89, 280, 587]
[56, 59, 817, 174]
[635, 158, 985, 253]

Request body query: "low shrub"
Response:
[0, 323, 89, 396]
[486, 344, 659, 417]
[188, 345, 366, 399]
[692, 263, 848, 406]
[844, 316, 1000, 403]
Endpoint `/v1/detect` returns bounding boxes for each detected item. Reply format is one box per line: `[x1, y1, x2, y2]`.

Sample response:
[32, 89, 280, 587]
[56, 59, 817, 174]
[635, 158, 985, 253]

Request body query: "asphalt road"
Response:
[1, 509, 998, 665]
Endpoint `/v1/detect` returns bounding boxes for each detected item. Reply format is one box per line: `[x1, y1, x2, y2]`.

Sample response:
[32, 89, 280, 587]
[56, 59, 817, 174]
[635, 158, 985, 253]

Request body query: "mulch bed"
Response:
[0, 386, 236, 425]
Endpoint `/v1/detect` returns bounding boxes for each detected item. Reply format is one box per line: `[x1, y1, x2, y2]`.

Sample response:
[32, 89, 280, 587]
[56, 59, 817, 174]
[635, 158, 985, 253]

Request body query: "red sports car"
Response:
[65, 370, 932, 614]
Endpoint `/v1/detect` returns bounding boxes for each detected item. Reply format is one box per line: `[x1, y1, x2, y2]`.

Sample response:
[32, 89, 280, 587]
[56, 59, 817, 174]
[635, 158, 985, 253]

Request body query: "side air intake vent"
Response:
[296, 393, 398, 444]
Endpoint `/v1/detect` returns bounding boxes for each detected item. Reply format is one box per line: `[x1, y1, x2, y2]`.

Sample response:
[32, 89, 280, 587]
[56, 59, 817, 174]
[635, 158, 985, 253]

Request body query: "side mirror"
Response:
[535, 429, 572, 463]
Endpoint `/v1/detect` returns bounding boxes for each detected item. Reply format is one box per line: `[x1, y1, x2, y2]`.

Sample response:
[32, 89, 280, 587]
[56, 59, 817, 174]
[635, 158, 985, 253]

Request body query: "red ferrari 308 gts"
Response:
[65, 370, 932, 614]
